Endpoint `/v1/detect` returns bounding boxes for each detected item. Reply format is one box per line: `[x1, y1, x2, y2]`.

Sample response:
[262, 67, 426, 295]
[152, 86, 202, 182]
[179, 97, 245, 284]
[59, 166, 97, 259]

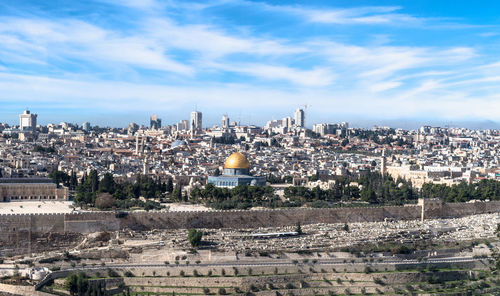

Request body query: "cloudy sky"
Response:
[1, 0, 500, 128]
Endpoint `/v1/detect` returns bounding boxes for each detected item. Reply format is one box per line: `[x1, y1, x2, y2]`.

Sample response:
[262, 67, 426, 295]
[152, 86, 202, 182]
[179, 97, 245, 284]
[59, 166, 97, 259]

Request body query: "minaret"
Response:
[381, 148, 387, 175]
[135, 135, 140, 155]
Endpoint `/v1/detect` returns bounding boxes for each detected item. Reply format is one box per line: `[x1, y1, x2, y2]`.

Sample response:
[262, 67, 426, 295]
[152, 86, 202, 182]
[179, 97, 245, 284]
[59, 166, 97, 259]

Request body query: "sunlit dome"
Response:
[171, 140, 187, 148]
[224, 152, 250, 169]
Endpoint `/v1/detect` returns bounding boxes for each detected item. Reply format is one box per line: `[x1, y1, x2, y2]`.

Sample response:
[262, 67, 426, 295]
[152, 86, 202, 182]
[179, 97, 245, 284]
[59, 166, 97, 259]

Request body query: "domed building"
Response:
[207, 152, 266, 188]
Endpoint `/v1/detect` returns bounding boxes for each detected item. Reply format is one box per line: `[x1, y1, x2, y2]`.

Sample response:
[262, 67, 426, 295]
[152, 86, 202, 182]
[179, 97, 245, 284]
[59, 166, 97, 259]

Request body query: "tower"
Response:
[381, 149, 387, 175]
[221, 114, 229, 129]
[294, 108, 305, 128]
[190, 111, 202, 132]
[19, 110, 37, 131]
[82, 122, 91, 132]
[150, 114, 162, 130]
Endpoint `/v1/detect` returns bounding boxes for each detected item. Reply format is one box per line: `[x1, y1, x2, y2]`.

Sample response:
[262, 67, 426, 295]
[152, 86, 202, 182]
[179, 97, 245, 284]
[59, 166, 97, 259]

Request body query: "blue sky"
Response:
[1, 0, 500, 128]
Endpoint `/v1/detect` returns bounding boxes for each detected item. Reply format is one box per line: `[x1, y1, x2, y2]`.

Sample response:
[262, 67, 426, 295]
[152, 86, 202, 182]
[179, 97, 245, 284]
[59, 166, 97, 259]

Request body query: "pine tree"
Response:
[166, 178, 174, 193]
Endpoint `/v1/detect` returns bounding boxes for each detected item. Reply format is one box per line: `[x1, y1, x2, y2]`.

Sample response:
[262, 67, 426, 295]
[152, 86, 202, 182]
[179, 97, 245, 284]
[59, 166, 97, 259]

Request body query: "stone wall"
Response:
[0, 200, 499, 256]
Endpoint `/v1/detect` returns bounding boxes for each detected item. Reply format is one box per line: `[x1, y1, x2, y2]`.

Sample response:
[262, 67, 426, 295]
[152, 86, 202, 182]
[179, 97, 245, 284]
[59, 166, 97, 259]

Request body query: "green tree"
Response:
[49, 170, 70, 186]
[188, 229, 203, 248]
[166, 178, 174, 193]
[360, 188, 378, 203]
[65, 272, 88, 296]
[88, 170, 99, 193]
[295, 222, 303, 235]
[98, 173, 115, 193]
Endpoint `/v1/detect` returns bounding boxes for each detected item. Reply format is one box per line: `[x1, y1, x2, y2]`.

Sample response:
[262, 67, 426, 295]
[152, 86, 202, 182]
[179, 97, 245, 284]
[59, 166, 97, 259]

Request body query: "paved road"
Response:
[55, 256, 488, 272]
[1, 256, 487, 272]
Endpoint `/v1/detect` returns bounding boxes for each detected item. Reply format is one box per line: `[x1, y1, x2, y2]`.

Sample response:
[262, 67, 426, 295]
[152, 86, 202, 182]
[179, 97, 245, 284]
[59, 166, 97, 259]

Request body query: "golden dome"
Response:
[224, 152, 250, 169]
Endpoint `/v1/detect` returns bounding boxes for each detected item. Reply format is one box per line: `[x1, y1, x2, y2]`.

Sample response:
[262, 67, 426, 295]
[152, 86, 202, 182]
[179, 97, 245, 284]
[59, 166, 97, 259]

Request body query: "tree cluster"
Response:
[284, 172, 417, 207]
[33, 145, 56, 154]
[65, 272, 109, 296]
[421, 179, 500, 202]
[190, 183, 277, 210]
[73, 171, 167, 210]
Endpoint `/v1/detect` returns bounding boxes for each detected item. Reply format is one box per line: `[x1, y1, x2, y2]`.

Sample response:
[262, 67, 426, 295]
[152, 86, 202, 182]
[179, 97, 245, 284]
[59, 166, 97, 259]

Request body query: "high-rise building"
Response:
[221, 114, 230, 129]
[128, 122, 139, 134]
[177, 120, 189, 131]
[82, 122, 91, 132]
[294, 108, 305, 128]
[282, 117, 293, 129]
[190, 111, 202, 132]
[150, 114, 162, 130]
[19, 110, 37, 131]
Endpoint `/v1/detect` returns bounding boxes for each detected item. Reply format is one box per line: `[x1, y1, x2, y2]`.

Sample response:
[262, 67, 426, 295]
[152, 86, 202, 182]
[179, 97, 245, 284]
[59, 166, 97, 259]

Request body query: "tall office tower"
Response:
[177, 120, 189, 131]
[282, 116, 293, 129]
[19, 110, 37, 131]
[294, 108, 305, 128]
[128, 122, 139, 134]
[221, 114, 230, 129]
[150, 114, 162, 130]
[190, 111, 202, 132]
[82, 122, 91, 132]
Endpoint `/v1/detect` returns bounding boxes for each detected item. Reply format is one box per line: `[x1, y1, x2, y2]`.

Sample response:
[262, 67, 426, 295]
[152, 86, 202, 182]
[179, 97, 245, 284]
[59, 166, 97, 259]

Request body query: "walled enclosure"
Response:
[0, 200, 499, 256]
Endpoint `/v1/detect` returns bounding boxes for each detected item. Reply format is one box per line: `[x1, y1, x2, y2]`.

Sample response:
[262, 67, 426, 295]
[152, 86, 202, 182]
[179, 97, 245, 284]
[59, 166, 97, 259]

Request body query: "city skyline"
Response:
[1, 1, 500, 127]
[2, 108, 500, 130]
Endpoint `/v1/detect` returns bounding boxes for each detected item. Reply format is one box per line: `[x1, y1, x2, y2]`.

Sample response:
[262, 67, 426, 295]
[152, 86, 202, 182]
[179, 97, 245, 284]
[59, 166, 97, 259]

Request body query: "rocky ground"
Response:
[115, 213, 499, 253]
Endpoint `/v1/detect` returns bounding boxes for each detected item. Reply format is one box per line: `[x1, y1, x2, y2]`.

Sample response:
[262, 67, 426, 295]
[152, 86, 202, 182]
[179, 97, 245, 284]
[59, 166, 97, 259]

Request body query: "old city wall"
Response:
[424, 200, 500, 219]
[118, 205, 421, 230]
[0, 200, 499, 256]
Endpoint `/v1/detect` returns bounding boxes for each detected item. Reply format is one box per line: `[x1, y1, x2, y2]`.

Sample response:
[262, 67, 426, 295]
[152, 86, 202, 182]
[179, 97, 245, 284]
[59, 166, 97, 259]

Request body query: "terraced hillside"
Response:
[43, 260, 500, 295]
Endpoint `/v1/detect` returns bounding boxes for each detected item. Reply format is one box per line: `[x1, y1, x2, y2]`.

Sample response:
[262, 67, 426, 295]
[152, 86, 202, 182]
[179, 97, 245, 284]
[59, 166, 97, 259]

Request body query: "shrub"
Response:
[374, 278, 385, 286]
[124, 271, 135, 277]
[218, 287, 227, 295]
[179, 270, 185, 277]
[203, 287, 210, 294]
[39, 257, 58, 264]
[108, 269, 120, 277]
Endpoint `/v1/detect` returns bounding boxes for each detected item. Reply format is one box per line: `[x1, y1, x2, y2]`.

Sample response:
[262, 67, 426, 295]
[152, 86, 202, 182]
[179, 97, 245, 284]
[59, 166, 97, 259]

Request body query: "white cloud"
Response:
[0, 18, 193, 75]
[219, 64, 336, 87]
[144, 18, 306, 58]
